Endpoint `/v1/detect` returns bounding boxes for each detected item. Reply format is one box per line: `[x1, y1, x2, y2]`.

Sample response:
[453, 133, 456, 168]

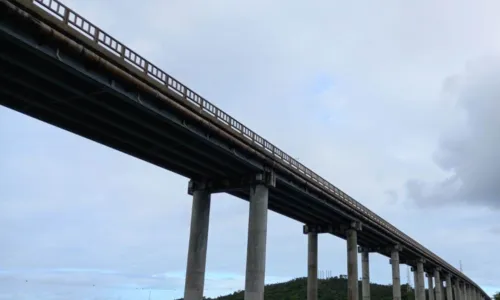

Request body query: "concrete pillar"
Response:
[434, 270, 442, 300]
[391, 247, 401, 300]
[244, 184, 269, 300]
[347, 228, 359, 300]
[361, 250, 371, 300]
[184, 190, 211, 300]
[416, 261, 425, 300]
[454, 283, 460, 300]
[307, 232, 318, 300]
[413, 270, 418, 300]
[427, 273, 435, 300]
[446, 274, 453, 300]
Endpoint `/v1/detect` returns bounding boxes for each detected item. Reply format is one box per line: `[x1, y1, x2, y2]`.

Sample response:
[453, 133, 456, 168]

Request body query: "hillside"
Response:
[177, 276, 416, 300]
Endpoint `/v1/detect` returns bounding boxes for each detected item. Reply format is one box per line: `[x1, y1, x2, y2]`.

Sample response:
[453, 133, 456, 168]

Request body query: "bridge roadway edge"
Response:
[0, 12, 386, 251]
[0, 0, 488, 296]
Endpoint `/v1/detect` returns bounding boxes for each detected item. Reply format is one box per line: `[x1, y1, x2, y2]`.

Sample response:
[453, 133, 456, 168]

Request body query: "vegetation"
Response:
[177, 276, 417, 300]
[493, 291, 499, 300]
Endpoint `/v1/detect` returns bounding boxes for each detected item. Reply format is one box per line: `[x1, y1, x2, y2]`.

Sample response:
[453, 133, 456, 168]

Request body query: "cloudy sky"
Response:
[1, 0, 500, 299]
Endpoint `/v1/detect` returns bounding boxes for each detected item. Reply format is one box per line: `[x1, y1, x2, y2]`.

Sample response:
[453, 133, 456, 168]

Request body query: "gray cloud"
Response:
[2, 0, 500, 298]
[406, 57, 500, 210]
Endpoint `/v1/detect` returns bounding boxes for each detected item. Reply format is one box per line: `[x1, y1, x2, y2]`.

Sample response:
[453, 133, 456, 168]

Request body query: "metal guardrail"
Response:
[10, 0, 485, 295]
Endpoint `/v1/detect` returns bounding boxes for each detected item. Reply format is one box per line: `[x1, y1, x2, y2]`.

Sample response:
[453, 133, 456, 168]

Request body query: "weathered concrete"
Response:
[347, 228, 359, 300]
[446, 274, 453, 300]
[454, 282, 460, 300]
[413, 269, 418, 300]
[184, 190, 211, 300]
[427, 273, 435, 300]
[361, 250, 371, 300]
[416, 261, 425, 300]
[391, 247, 402, 300]
[434, 270, 442, 300]
[244, 184, 269, 300]
[307, 232, 318, 300]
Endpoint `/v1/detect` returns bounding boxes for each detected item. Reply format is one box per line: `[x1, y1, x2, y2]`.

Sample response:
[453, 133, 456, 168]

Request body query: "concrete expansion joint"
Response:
[187, 171, 276, 195]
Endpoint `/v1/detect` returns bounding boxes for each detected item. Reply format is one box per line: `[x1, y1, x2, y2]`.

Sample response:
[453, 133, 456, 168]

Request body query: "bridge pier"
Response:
[427, 272, 435, 300]
[347, 222, 362, 300]
[455, 281, 461, 300]
[184, 172, 275, 300]
[305, 228, 318, 300]
[412, 268, 419, 300]
[446, 274, 453, 300]
[244, 183, 269, 300]
[390, 245, 403, 300]
[434, 269, 442, 300]
[416, 260, 426, 300]
[184, 189, 211, 300]
[360, 249, 371, 300]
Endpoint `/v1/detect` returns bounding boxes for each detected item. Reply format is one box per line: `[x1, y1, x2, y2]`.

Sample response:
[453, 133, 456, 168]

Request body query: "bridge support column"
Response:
[413, 269, 418, 300]
[184, 188, 211, 300]
[307, 231, 318, 300]
[416, 260, 426, 300]
[390, 245, 403, 300]
[446, 274, 453, 300]
[244, 183, 269, 300]
[427, 273, 435, 300]
[361, 249, 371, 300]
[434, 269, 442, 300]
[347, 222, 362, 300]
[452, 280, 461, 300]
[187, 171, 276, 300]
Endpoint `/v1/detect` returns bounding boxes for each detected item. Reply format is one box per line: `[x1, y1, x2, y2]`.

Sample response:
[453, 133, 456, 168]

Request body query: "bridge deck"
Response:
[0, 0, 486, 295]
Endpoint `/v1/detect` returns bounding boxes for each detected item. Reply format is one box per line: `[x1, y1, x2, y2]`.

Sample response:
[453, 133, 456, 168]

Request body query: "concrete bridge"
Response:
[0, 0, 491, 299]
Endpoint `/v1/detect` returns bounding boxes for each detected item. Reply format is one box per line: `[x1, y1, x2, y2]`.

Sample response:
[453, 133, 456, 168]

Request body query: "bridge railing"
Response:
[14, 0, 483, 294]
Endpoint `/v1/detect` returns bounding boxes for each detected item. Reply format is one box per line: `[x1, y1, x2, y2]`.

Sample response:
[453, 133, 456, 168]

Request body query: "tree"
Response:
[493, 291, 500, 300]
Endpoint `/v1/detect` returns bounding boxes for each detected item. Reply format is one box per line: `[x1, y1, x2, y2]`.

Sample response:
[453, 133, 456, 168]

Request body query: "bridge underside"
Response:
[1, 1, 428, 263]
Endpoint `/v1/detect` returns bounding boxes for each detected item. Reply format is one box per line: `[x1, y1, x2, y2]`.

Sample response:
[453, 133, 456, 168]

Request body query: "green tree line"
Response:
[177, 276, 418, 300]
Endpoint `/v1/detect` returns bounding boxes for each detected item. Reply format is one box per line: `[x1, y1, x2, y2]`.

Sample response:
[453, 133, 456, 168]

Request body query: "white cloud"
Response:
[1, 0, 500, 298]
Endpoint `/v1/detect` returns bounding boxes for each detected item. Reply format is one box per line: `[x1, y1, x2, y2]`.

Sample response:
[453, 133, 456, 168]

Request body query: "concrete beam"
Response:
[188, 171, 276, 195]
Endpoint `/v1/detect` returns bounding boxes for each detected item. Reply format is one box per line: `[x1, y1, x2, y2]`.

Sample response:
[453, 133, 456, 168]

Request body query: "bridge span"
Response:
[0, 0, 490, 299]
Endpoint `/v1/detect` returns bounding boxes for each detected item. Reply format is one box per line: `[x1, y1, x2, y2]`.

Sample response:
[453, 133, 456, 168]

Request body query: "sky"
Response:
[1, 0, 500, 299]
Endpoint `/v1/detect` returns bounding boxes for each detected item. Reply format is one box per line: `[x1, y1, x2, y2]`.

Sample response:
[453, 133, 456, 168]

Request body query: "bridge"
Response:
[0, 0, 490, 299]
